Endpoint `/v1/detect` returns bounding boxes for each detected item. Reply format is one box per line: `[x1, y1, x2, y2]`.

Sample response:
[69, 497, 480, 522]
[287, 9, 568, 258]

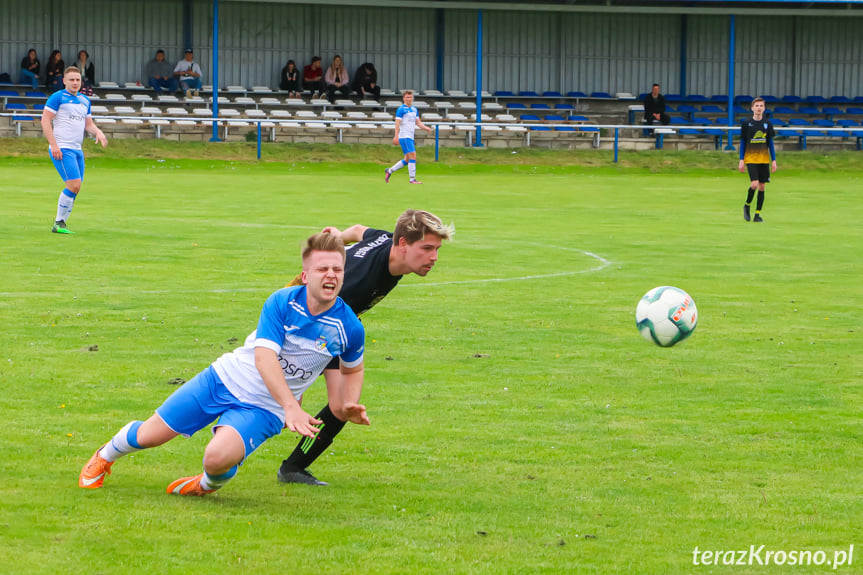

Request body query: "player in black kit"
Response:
[278, 209, 455, 485]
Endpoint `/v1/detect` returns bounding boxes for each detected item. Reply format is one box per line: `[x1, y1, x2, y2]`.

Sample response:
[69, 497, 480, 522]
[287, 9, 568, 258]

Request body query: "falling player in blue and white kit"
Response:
[385, 90, 432, 184]
[79, 233, 368, 497]
[40, 66, 108, 234]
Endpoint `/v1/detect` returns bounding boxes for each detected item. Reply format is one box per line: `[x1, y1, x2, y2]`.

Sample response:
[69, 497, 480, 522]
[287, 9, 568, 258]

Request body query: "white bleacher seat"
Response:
[321, 111, 343, 119]
[310, 96, 328, 105]
[90, 105, 110, 115]
[124, 83, 145, 90]
[334, 99, 354, 107]
[87, 93, 101, 101]
[346, 111, 369, 119]
[455, 124, 475, 131]
[225, 85, 246, 92]
[447, 90, 468, 97]
[220, 108, 241, 117]
[140, 106, 162, 115]
[166, 107, 189, 116]
[422, 90, 443, 97]
[482, 102, 505, 112]
[421, 112, 443, 121]
[121, 118, 144, 124]
[379, 88, 397, 97]
[479, 125, 501, 132]
[192, 108, 213, 116]
[295, 110, 318, 119]
[616, 92, 636, 100]
[470, 114, 493, 122]
[201, 85, 213, 92]
[174, 119, 197, 126]
[447, 113, 467, 121]
[113, 106, 137, 115]
[413, 101, 430, 109]
[157, 95, 180, 103]
[131, 94, 153, 102]
[234, 96, 256, 106]
[94, 118, 116, 124]
[436, 124, 453, 131]
[505, 125, 528, 132]
[434, 101, 454, 111]
[209, 96, 231, 104]
[372, 112, 393, 121]
[149, 119, 171, 126]
[245, 109, 267, 118]
[470, 91, 492, 98]
[378, 121, 395, 129]
[457, 102, 476, 110]
[384, 99, 402, 109]
[259, 97, 281, 106]
[98, 81, 119, 89]
[331, 122, 352, 129]
[227, 120, 250, 127]
[359, 100, 381, 108]
[104, 93, 126, 101]
[495, 114, 517, 123]
[271, 110, 292, 118]
[304, 122, 327, 129]
[284, 98, 306, 106]
[185, 96, 205, 104]
[251, 86, 273, 93]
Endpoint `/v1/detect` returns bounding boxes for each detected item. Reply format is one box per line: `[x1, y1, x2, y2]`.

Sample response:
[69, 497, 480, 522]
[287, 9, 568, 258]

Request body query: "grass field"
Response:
[1, 142, 861, 574]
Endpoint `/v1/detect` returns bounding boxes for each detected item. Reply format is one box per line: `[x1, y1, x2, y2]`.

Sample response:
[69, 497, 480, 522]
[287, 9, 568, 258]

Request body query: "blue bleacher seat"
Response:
[853, 97, 863, 104]
[822, 107, 843, 119]
[519, 91, 539, 97]
[772, 106, 796, 115]
[0, 90, 18, 97]
[530, 103, 551, 110]
[788, 118, 811, 127]
[836, 119, 858, 128]
[494, 91, 514, 97]
[781, 95, 803, 104]
[567, 91, 586, 98]
[567, 115, 590, 122]
[591, 91, 612, 98]
[664, 93, 684, 102]
[710, 94, 729, 102]
[829, 96, 853, 104]
[686, 94, 708, 102]
[733, 105, 748, 115]
[678, 128, 703, 136]
[543, 115, 565, 122]
[771, 119, 788, 127]
[701, 105, 725, 114]
[845, 107, 863, 115]
[13, 115, 35, 121]
[665, 105, 676, 113]
[554, 126, 576, 132]
[25, 91, 47, 98]
[530, 126, 551, 131]
[579, 126, 600, 133]
[760, 95, 780, 103]
[519, 114, 541, 122]
[554, 103, 574, 111]
[677, 104, 698, 118]
[693, 118, 712, 126]
[669, 116, 688, 125]
[33, 104, 44, 111]
[508, 103, 527, 110]
[6, 103, 27, 110]
[734, 94, 753, 103]
[807, 96, 828, 104]
[798, 106, 820, 115]
[542, 91, 563, 98]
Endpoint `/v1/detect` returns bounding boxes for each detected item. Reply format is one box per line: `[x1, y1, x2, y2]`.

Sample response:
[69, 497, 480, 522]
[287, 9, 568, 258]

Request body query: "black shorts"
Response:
[325, 356, 339, 370]
[746, 163, 770, 183]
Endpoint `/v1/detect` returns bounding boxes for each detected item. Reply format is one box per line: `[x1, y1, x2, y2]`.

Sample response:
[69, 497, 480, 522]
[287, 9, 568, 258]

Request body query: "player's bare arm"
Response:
[255, 347, 321, 437]
[393, 118, 401, 144]
[41, 110, 62, 159]
[335, 362, 369, 426]
[322, 224, 368, 245]
[85, 117, 108, 147]
[417, 119, 433, 133]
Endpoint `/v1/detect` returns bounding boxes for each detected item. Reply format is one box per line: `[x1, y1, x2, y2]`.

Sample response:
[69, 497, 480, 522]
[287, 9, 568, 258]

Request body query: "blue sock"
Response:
[200, 466, 238, 491]
[99, 421, 144, 462]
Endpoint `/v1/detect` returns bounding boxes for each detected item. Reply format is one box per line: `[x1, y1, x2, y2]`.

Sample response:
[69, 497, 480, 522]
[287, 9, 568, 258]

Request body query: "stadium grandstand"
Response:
[2, 0, 863, 151]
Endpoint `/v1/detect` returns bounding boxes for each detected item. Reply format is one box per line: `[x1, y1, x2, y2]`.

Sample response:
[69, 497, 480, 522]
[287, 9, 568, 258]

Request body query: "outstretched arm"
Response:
[321, 224, 368, 245]
[255, 347, 321, 437]
[334, 362, 369, 425]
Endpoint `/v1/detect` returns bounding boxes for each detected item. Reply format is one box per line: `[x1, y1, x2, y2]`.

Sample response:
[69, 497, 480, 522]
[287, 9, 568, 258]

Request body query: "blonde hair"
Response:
[394, 209, 454, 245]
[64, 66, 81, 76]
[302, 232, 346, 262]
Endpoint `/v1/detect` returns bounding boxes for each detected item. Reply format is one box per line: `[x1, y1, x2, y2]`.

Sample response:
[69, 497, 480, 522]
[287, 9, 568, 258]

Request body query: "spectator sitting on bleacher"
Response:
[351, 63, 380, 101]
[174, 49, 202, 97]
[324, 55, 350, 104]
[643, 83, 670, 126]
[280, 59, 300, 98]
[303, 56, 325, 98]
[146, 49, 178, 93]
[19, 49, 40, 89]
[46, 50, 65, 92]
[75, 50, 96, 94]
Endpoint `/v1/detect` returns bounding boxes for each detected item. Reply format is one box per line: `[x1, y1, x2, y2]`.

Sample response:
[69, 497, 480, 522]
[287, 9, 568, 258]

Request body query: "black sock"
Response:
[745, 187, 756, 205]
[280, 404, 346, 472]
[756, 189, 765, 211]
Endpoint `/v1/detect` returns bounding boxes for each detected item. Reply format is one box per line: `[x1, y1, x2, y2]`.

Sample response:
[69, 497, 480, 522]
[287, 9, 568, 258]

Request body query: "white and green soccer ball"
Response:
[635, 286, 698, 347]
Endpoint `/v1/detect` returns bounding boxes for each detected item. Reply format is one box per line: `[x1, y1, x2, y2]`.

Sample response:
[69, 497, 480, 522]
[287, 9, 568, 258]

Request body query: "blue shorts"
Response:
[51, 148, 85, 182]
[399, 138, 416, 154]
[155, 365, 283, 462]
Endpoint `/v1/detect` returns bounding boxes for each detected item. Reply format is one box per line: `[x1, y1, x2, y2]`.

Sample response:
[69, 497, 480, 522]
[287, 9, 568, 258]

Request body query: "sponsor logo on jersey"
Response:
[277, 354, 315, 380]
[352, 234, 390, 259]
[315, 335, 328, 351]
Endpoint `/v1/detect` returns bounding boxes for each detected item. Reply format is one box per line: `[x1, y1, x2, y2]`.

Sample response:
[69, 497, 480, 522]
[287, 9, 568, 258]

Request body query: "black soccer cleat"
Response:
[743, 204, 751, 222]
[277, 466, 329, 486]
[753, 213, 763, 223]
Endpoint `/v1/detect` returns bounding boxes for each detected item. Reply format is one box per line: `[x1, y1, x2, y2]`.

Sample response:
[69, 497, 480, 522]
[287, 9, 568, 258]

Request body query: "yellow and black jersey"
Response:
[740, 117, 776, 164]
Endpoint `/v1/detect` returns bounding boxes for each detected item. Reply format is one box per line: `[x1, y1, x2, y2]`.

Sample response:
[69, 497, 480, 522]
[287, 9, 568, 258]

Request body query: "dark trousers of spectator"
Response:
[326, 84, 351, 103]
[355, 85, 381, 101]
[149, 77, 179, 92]
[304, 80, 326, 97]
[644, 113, 671, 126]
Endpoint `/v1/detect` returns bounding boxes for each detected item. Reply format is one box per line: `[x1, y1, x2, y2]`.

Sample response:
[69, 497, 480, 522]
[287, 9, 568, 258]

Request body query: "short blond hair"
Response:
[302, 232, 346, 263]
[393, 209, 454, 245]
[64, 66, 81, 76]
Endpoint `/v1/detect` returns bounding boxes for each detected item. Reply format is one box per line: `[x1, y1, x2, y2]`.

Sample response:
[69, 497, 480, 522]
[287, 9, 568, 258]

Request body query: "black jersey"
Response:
[740, 117, 775, 165]
[341, 228, 402, 316]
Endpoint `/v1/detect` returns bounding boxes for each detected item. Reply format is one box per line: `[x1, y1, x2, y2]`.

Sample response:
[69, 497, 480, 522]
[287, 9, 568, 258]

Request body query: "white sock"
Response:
[56, 190, 75, 223]
[99, 421, 145, 462]
[408, 161, 417, 180]
[199, 466, 238, 491]
[390, 160, 406, 172]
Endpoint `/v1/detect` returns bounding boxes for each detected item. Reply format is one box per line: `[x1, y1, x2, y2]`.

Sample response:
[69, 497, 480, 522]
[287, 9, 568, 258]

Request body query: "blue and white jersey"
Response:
[213, 286, 365, 422]
[44, 90, 91, 150]
[395, 104, 419, 139]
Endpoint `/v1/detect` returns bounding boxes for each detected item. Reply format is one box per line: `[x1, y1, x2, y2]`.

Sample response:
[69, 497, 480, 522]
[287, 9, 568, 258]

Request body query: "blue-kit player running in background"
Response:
[41, 66, 108, 235]
[79, 233, 369, 497]
[738, 96, 777, 223]
[385, 90, 432, 185]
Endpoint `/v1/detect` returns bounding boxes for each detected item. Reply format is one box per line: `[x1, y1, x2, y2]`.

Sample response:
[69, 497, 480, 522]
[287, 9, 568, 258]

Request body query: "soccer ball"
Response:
[635, 286, 698, 347]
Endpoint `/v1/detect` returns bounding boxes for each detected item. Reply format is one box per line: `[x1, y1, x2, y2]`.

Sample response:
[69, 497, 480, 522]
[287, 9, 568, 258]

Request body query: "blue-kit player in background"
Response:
[385, 90, 433, 184]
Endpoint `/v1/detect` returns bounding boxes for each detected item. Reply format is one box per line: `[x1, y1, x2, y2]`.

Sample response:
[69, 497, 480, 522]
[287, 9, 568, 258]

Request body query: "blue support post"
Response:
[435, 9, 445, 93]
[473, 9, 484, 147]
[725, 14, 736, 151]
[210, 0, 221, 142]
[435, 125, 440, 162]
[614, 128, 619, 163]
[680, 15, 687, 98]
[257, 121, 261, 160]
